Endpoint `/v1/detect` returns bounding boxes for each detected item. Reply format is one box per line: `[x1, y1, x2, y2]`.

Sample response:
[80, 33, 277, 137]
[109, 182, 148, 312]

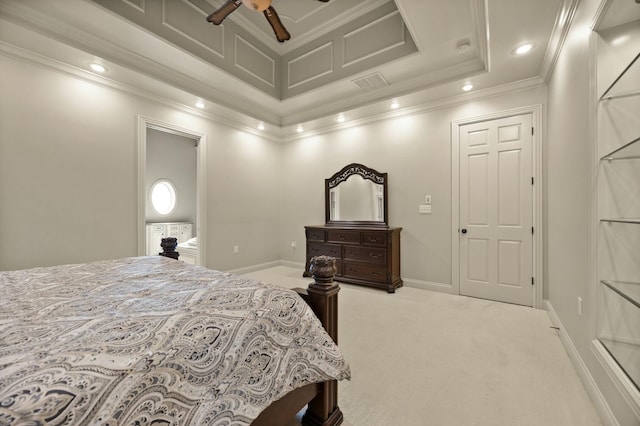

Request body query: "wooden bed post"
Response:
[295, 256, 344, 426]
[159, 237, 180, 260]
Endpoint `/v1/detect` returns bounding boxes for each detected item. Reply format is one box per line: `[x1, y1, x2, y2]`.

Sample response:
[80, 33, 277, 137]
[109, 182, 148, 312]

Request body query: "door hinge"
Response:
[531, 127, 534, 135]
[531, 277, 535, 286]
[532, 227, 534, 234]
[531, 177, 534, 185]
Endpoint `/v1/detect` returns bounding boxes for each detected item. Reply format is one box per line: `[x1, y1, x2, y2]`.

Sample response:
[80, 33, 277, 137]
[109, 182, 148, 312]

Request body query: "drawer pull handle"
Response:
[369, 237, 377, 243]
[339, 236, 346, 241]
[370, 253, 380, 259]
[371, 272, 380, 277]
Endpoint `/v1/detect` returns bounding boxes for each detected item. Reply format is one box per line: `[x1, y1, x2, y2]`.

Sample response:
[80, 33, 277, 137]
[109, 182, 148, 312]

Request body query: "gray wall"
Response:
[0, 54, 282, 271]
[278, 86, 547, 289]
[145, 128, 197, 225]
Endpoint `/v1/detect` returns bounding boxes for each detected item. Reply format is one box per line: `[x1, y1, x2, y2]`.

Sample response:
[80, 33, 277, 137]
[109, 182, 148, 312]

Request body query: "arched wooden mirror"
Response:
[325, 163, 388, 227]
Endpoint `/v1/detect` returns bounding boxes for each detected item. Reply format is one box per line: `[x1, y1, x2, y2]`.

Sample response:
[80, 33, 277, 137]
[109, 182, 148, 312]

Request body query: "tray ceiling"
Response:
[0, 0, 571, 136]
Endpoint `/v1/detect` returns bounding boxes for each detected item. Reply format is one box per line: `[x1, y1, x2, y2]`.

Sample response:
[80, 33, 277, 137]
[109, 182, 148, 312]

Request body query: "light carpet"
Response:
[242, 266, 602, 426]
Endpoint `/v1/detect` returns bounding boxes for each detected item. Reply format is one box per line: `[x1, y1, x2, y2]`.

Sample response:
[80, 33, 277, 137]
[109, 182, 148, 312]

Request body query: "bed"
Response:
[0, 255, 350, 425]
[177, 237, 198, 265]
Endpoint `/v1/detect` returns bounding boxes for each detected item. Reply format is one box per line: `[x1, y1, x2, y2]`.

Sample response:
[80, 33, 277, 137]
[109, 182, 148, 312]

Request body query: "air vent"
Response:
[352, 72, 389, 91]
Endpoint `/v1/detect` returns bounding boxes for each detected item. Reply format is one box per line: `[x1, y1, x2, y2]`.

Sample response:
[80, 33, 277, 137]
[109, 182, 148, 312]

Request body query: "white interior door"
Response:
[459, 114, 533, 306]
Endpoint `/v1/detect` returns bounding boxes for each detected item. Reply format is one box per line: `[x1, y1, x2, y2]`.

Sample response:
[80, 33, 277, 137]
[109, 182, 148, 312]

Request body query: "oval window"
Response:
[150, 180, 177, 215]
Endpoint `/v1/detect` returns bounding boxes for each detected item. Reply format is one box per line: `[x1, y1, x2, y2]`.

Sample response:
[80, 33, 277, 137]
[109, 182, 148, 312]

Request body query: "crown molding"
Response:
[0, 40, 283, 143]
[281, 76, 546, 141]
[539, 0, 580, 82]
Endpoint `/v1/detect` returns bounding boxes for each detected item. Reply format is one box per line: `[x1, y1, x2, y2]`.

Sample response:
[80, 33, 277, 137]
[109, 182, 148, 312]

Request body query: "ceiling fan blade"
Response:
[206, 0, 242, 25]
[264, 6, 290, 43]
[316, 0, 330, 2]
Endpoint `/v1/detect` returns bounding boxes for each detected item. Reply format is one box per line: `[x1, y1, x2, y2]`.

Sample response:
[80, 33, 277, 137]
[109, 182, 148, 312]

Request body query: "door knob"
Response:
[461, 228, 468, 234]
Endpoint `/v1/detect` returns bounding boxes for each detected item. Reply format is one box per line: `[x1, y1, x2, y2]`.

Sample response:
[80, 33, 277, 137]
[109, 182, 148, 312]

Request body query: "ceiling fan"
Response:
[207, 0, 330, 43]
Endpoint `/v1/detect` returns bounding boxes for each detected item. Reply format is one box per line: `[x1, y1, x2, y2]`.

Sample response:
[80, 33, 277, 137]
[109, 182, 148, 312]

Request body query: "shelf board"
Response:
[601, 280, 640, 309]
[598, 338, 640, 392]
[600, 218, 640, 224]
[600, 136, 640, 160]
[600, 52, 640, 101]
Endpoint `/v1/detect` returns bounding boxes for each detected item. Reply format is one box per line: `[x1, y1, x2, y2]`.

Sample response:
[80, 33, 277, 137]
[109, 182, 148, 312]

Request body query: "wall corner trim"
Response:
[545, 300, 621, 426]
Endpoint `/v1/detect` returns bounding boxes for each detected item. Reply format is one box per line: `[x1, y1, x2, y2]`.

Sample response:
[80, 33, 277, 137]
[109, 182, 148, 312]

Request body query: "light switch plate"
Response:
[425, 195, 432, 204]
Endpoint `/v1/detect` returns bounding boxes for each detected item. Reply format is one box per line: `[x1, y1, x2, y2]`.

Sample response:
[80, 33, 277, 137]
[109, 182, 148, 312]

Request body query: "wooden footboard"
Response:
[253, 256, 344, 426]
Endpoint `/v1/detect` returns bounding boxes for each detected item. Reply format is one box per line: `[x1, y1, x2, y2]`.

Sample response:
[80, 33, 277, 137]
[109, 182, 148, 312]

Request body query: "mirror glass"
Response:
[325, 163, 387, 226]
[329, 175, 384, 222]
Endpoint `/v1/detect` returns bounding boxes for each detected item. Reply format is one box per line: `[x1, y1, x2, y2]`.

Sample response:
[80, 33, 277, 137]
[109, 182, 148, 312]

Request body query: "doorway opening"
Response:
[137, 117, 207, 266]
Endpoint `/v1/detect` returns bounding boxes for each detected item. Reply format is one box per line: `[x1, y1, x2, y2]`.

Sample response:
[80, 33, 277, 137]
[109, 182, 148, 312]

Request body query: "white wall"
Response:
[0, 55, 282, 271]
[279, 86, 547, 289]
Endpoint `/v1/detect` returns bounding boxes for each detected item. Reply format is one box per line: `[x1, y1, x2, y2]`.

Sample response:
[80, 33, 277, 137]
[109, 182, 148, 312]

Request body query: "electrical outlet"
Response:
[233, 245, 239, 254]
[578, 297, 583, 316]
[291, 241, 296, 248]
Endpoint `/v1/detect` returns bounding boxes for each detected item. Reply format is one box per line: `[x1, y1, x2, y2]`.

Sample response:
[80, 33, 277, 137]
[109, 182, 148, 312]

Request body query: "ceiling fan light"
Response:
[242, 0, 272, 12]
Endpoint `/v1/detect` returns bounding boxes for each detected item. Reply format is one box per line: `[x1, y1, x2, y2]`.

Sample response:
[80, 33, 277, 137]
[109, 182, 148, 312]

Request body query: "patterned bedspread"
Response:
[0, 257, 350, 425]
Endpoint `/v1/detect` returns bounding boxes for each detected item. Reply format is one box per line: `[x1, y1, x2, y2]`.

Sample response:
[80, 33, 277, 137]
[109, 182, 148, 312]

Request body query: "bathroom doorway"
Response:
[137, 117, 207, 266]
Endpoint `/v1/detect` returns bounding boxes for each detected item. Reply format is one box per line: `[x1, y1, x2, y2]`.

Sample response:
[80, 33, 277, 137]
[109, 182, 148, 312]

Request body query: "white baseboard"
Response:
[226, 260, 283, 275]
[545, 300, 619, 426]
[402, 277, 454, 293]
[228, 261, 452, 294]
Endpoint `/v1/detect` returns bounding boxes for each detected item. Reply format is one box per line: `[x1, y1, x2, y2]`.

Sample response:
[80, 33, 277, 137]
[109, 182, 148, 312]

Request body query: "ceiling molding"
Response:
[0, 40, 283, 143]
[470, 0, 490, 72]
[539, 0, 580, 82]
[281, 76, 546, 142]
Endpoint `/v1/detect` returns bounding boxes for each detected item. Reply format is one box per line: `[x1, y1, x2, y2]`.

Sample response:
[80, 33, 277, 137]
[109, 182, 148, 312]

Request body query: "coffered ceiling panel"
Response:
[92, 0, 417, 100]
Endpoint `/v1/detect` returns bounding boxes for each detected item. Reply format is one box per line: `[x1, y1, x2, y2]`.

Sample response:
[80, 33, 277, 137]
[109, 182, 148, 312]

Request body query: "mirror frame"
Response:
[325, 163, 388, 227]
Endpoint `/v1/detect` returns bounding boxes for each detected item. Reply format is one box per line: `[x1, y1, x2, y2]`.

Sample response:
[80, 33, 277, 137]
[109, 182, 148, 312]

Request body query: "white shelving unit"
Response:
[595, 13, 640, 396]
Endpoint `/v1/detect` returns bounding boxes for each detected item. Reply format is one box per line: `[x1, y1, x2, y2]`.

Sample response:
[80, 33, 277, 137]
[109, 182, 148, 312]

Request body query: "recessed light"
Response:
[89, 63, 106, 73]
[512, 42, 536, 56]
[390, 99, 400, 109]
[258, 122, 265, 130]
[462, 83, 474, 91]
[336, 113, 346, 123]
[296, 125, 304, 133]
[195, 101, 205, 109]
[456, 39, 471, 53]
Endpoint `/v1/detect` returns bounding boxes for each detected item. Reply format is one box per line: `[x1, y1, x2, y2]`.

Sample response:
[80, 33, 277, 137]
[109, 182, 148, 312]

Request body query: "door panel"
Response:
[460, 114, 533, 306]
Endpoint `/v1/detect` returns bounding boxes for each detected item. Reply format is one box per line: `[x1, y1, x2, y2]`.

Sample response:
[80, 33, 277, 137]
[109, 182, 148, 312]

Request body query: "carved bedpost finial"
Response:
[309, 255, 337, 284]
[159, 237, 180, 260]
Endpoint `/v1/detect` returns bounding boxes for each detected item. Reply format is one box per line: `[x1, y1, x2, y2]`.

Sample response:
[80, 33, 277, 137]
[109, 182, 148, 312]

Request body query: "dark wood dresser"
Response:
[304, 225, 402, 293]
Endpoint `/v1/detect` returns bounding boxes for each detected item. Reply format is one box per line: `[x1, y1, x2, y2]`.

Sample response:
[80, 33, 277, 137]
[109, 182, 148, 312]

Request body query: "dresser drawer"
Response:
[306, 228, 325, 241]
[343, 246, 386, 264]
[362, 232, 387, 246]
[343, 262, 387, 283]
[327, 230, 360, 244]
[307, 242, 342, 258]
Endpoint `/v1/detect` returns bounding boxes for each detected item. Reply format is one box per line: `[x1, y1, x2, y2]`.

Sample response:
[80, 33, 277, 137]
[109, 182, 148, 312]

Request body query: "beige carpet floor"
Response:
[242, 266, 602, 426]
